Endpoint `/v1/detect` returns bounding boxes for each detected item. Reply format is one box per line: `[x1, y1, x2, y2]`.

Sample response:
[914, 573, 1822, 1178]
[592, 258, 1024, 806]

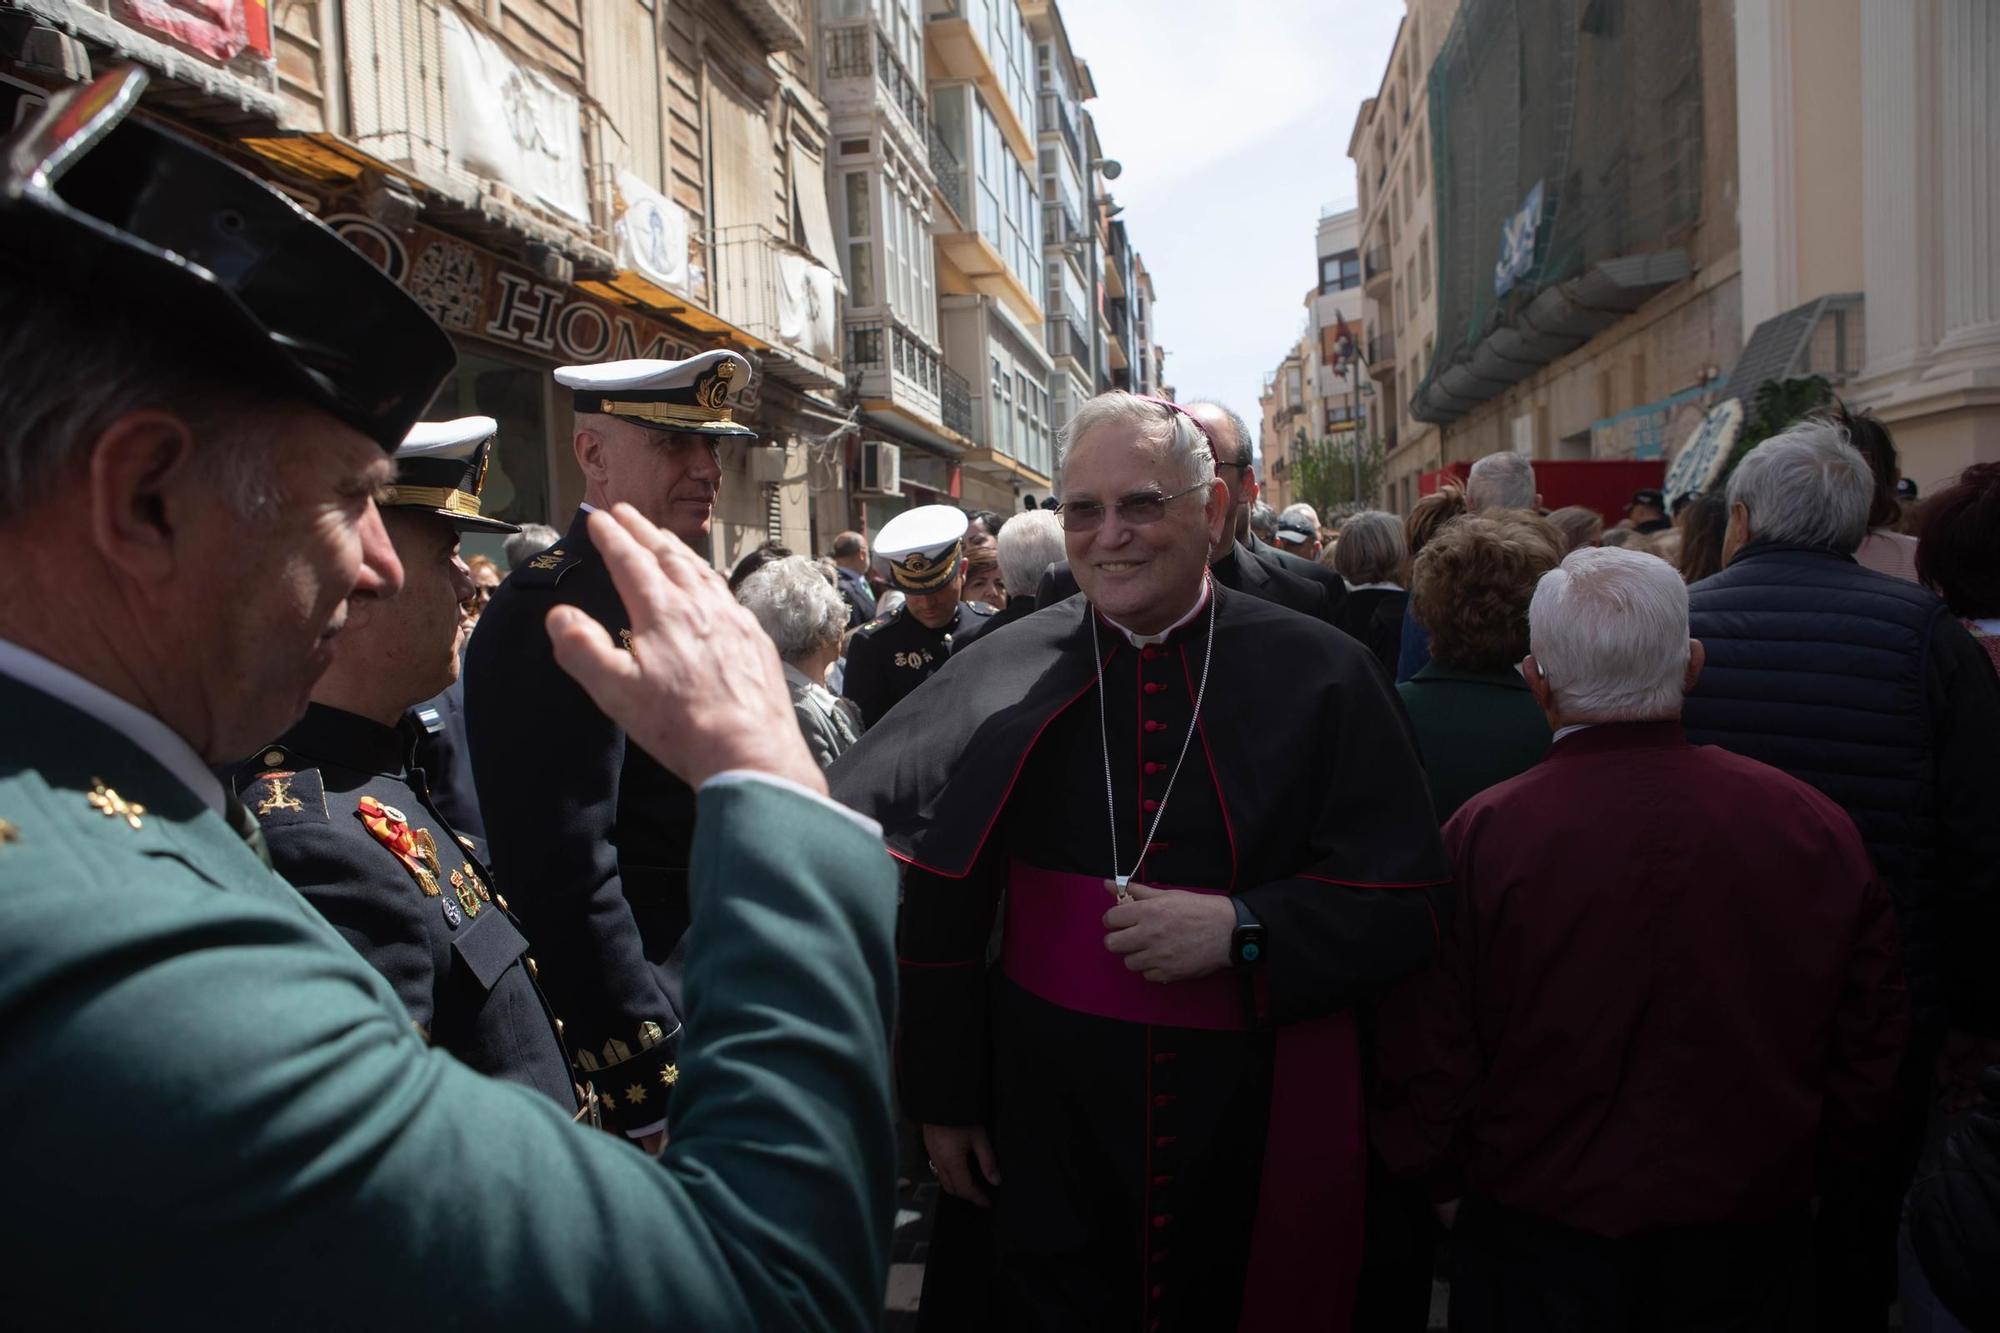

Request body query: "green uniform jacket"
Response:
[1396, 662, 1553, 822]
[0, 672, 897, 1329]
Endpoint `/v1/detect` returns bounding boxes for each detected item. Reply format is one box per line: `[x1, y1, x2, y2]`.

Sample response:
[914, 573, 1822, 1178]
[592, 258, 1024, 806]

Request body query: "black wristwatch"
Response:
[1229, 897, 1265, 968]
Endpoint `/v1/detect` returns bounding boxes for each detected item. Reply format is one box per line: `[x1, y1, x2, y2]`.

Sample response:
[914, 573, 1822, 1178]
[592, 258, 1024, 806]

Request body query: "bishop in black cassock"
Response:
[831, 394, 1450, 1332]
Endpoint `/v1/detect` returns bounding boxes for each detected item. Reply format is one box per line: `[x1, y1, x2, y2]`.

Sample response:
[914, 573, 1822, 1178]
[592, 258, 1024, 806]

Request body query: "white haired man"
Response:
[737, 554, 863, 768]
[832, 391, 1449, 1330]
[1465, 451, 1539, 513]
[990, 506, 1064, 631]
[1374, 546, 1907, 1333]
[0, 71, 894, 1325]
[1683, 418, 2000, 1328]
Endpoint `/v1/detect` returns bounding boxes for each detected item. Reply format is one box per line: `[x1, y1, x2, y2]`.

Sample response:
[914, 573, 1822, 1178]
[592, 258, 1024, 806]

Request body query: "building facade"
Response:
[3, 0, 849, 570]
[1257, 206, 1366, 514]
[1413, 0, 1741, 501]
[1346, 0, 1456, 513]
[1, 0, 1167, 567]
[1736, 0, 1999, 493]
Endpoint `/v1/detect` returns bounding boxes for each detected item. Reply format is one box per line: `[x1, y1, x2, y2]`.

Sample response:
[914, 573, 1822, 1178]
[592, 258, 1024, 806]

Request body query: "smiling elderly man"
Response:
[831, 391, 1450, 1331]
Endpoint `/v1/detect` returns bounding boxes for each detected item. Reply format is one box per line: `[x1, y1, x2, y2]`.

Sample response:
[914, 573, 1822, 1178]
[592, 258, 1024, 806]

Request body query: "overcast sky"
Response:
[1057, 0, 1405, 457]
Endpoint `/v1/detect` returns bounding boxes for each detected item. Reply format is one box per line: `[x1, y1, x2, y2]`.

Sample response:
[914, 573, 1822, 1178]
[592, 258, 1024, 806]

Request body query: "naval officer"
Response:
[464, 351, 755, 1145]
[225, 418, 580, 1112]
[840, 505, 997, 729]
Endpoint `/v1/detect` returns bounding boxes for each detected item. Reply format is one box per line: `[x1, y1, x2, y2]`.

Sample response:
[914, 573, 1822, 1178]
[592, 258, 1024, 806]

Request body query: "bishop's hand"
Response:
[546, 503, 826, 796]
[1102, 882, 1234, 983]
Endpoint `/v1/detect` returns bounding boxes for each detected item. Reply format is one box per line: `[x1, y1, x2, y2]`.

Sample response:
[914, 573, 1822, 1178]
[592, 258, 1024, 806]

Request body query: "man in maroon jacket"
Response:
[1373, 546, 1908, 1333]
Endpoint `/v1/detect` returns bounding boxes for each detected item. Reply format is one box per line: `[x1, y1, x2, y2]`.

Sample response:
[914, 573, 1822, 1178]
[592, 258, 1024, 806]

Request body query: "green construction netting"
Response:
[1419, 0, 1705, 418]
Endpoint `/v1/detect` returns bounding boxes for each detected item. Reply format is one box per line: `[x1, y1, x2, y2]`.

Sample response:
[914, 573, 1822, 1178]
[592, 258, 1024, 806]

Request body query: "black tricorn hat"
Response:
[0, 66, 455, 452]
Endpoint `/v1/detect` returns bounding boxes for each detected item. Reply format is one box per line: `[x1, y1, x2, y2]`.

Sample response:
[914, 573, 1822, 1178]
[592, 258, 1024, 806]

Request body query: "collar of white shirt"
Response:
[1551, 722, 1597, 745]
[1100, 578, 1212, 648]
[0, 638, 228, 815]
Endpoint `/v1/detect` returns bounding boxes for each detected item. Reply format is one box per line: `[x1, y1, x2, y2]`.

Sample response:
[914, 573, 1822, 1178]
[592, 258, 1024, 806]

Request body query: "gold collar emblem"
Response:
[256, 776, 305, 816]
[87, 780, 145, 830]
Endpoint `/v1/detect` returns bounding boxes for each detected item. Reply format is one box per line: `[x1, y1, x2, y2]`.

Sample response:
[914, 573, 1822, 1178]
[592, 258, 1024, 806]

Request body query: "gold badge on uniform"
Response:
[86, 780, 145, 830]
[451, 868, 481, 918]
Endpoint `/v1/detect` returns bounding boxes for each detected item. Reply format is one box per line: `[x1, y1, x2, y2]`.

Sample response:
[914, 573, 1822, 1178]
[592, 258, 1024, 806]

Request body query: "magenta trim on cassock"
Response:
[1001, 861, 1366, 1333]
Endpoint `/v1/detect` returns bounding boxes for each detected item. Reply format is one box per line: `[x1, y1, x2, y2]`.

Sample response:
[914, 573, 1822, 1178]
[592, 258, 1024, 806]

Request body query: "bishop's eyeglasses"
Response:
[1057, 482, 1210, 533]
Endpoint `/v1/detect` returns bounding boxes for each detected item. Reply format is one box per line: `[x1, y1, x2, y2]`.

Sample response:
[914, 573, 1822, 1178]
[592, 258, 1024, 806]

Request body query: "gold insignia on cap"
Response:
[660, 1065, 680, 1087]
[0, 819, 19, 846]
[86, 780, 145, 830]
[697, 359, 736, 410]
[261, 749, 285, 767]
[904, 553, 932, 574]
[624, 1082, 650, 1105]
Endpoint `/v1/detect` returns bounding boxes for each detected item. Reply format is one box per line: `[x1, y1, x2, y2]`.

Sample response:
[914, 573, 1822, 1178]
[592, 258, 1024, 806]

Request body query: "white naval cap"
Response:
[553, 349, 757, 438]
[385, 416, 517, 533]
[400, 415, 497, 456]
[874, 505, 970, 592]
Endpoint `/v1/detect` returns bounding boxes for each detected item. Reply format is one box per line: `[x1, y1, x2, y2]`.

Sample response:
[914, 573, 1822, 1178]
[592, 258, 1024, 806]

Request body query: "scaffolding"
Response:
[1416, 0, 1706, 425]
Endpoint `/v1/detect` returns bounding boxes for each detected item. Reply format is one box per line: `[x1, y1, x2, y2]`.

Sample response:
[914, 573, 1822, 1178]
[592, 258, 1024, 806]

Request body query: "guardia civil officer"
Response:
[840, 505, 996, 729]
[0, 67, 894, 1327]
[463, 353, 755, 1144]
[223, 419, 579, 1112]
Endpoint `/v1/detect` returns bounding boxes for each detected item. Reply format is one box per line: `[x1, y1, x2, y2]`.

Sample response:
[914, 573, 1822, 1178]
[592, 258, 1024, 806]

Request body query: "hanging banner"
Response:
[776, 251, 840, 362]
[614, 167, 690, 296]
[327, 212, 703, 367]
[116, 0, 265, 62]
[440, 7, 589, 223]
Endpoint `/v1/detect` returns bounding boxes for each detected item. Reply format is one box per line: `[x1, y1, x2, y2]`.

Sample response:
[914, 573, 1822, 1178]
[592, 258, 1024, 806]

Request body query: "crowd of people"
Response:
[3, 67, 1998, 1333]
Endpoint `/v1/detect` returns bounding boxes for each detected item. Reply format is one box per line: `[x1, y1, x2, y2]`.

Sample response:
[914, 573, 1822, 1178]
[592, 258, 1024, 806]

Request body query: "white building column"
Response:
[1856, 0, 1942, 385]
[1735, 0, 1796, 331]
[1935, 0, 2000, 360]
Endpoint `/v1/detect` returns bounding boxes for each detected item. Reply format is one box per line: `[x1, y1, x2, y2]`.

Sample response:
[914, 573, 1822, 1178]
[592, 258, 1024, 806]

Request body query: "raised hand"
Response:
[546, 504, 826, 796]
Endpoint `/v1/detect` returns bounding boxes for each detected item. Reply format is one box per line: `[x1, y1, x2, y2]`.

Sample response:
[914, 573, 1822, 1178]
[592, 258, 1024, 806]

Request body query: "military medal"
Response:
[357, 797, 441, 896]
[451, 868, 481, 917]
[460, 861, 492, 902]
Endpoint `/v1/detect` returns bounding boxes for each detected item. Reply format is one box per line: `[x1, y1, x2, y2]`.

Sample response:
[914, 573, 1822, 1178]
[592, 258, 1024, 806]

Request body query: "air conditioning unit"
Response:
[859, 440, 902, 496]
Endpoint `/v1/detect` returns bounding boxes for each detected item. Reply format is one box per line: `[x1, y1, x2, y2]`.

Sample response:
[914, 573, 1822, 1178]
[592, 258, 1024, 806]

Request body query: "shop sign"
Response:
[327, 212, 700, 366]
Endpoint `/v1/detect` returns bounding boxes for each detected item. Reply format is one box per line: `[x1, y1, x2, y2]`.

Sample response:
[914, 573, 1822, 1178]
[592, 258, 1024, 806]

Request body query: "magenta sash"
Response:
[1001, 863, 1364, 1333]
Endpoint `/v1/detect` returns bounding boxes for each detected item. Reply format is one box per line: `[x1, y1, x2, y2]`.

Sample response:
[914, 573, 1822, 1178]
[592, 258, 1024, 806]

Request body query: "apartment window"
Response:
[976, 101, 1004, 251]
[1415, 124, 1428, 190]
[1402, 168, 1413, 221]
[1393, 277, 1403, 329]
[842, 171, 877, 308]
[1320, 249, 1361, 293]
[1419, 228, 1432, 298]
[991, 356, 1014, 456]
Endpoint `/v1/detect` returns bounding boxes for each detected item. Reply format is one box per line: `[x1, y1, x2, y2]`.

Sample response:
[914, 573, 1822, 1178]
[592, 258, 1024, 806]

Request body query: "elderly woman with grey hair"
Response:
[736, 555, 864, 767]
[1330, 509, 1409, 677]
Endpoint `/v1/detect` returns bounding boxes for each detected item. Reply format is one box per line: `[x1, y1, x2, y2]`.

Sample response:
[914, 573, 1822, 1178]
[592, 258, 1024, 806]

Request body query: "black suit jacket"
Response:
[1035, 542, 1327, 622]
[461, 509, 682, 1131]
[1247, 533, 1347, 623]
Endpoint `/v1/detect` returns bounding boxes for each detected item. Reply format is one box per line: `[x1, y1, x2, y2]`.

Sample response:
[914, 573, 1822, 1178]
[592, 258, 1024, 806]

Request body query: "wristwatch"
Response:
[1229, 897, 1265, 968]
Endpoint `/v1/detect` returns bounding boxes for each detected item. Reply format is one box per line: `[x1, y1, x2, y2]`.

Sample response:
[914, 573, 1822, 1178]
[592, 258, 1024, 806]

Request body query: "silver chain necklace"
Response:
[1091, 582, 1219, 898]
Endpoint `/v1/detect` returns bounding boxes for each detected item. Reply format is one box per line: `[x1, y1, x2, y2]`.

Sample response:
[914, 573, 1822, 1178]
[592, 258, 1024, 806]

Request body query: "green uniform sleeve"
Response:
[0, 775, 897, 1330]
